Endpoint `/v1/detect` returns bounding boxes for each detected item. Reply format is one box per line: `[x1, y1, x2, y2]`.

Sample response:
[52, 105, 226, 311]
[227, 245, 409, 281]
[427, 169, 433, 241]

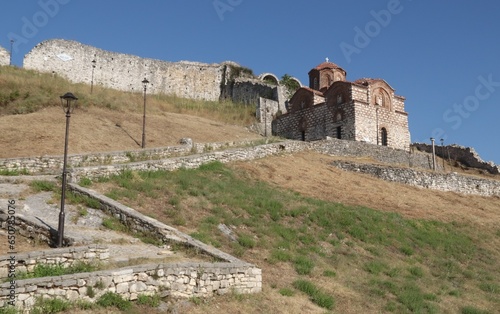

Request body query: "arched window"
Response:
[381, 128, 388, 146]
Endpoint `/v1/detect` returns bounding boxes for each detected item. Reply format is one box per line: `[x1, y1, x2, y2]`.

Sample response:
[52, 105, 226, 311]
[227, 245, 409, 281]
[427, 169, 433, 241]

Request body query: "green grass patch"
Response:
[31, 297, 71, 314]
[96, 292, 132, 311]
[293, 255, 315, 275]
[136, 294, 161, 307]
[30, 180, 57, 192]
[461, 306, 492, 314]
[279, 288, 295, 296]
[293, 279, 335, 310]
[16, 262, 97, 280]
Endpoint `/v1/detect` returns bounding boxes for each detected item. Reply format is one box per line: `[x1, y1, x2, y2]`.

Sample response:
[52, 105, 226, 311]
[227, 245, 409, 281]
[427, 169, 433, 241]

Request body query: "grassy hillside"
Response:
[86, 155, 500, 314]
[0, 66, 260, 158]
[0, 65, 256, 125]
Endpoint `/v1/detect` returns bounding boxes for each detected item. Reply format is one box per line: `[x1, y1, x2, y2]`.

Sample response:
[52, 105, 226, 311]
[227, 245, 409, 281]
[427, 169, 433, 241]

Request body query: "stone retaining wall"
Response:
[332, 161, 500, 197]
[0, 210, 74, 247]
[67, 139, 444, 184]
[67, 141, 305, 183]
[0, 245, 109, 278]
[0, 261, 261, 309]
[0, 139, 258, 174]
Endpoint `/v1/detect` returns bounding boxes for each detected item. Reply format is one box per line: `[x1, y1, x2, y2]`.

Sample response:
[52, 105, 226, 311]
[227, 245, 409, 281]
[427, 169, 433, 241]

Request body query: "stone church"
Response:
[272, 60, 410, 151]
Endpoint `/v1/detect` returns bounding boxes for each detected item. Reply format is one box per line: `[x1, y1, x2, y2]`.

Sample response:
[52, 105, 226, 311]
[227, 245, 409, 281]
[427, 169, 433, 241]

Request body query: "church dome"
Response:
[313, 61, 343, 71]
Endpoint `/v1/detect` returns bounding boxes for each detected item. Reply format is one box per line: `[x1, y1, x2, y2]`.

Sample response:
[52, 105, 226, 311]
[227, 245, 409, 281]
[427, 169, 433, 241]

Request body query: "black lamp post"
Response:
[141, 78, 149, 149]
[430, 137, 436, 171]
[375, 106, 380, 145]
[9, 39, 14, 66]
[90, 59, 96, 94]
[57, 92, 78, 247]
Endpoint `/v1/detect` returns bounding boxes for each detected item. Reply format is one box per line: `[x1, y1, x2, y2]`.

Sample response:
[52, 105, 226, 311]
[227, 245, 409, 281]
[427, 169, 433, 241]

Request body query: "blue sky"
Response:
[1, 0, 500, 164]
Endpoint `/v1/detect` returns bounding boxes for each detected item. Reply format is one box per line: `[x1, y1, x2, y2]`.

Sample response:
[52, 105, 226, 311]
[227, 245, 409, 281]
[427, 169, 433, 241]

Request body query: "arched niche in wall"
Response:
[372, 87, 392, 110]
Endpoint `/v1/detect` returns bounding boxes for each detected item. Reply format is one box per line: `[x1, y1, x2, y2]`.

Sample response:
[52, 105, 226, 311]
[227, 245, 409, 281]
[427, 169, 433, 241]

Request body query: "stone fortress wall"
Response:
[22, 39, 288, 109]
[0, 45, 9, 66]
[412, 143, 499, 174]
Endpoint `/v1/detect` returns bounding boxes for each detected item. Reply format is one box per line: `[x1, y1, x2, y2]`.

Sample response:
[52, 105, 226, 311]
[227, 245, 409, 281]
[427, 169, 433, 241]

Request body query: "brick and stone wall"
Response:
[0, 45, 9, 66]
[412, 143, 499, 175]
[332, 160, 500, 197]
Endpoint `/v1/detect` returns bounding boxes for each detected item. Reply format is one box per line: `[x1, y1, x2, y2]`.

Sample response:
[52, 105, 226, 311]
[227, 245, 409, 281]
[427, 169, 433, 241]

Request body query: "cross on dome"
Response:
[325, 57, 329, 62]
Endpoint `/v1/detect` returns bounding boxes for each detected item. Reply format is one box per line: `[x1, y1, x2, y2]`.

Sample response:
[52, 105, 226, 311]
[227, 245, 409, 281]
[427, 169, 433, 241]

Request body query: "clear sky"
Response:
[1, 0, 500, 164]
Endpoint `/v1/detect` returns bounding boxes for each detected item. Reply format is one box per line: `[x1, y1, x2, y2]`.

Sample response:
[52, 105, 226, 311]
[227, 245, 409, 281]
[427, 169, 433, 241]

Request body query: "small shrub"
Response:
[408, 266, 424, 278]
[94, 280, 105, 289]
[400, 245, 414, 256]
[78, 177, 92, 187]
[96, 292, 132, 311]
[238, 234, 256, 248]
[293, 280, 335, 310]
[479, 282, 499, 294]
[31, 297, 70, 314]
[364, 260, 388, 275]
[0, 306, 18, 314]
[30, 180, 56, 192]
[86, 286, 95, 298]
[270, 249, 292, 262]
[279, 288, 295, 296]
[137, 294, 161, 307]
[323, 270, 337, 277]
[101, 217, 127, 232]
[294, 255, 315, 275]
[461, 306, 491, 314]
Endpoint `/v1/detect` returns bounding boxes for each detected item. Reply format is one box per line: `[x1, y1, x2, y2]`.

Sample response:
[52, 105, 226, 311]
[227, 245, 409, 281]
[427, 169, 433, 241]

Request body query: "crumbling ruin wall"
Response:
[412, 143, 499, 174]
[0, 45, 9, 66]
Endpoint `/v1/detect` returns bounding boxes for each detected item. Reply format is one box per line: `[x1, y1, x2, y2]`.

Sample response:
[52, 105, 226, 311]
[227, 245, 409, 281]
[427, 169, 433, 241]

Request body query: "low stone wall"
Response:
[412, 143, 499, 174]
[0, 139, 258, 174]
[0, 261, 261, 309]
[1, 138, 446, 177]
[332, 161, 500, 197]
[67, 141, 304, 183]
[68, 139, 443, 184]
[0, 245, 109, 278]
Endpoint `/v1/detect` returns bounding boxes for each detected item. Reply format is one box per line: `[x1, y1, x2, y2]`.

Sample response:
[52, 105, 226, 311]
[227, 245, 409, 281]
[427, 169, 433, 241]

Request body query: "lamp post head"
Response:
[142, 78, 149, 90]
[60, 92, 78, 114]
